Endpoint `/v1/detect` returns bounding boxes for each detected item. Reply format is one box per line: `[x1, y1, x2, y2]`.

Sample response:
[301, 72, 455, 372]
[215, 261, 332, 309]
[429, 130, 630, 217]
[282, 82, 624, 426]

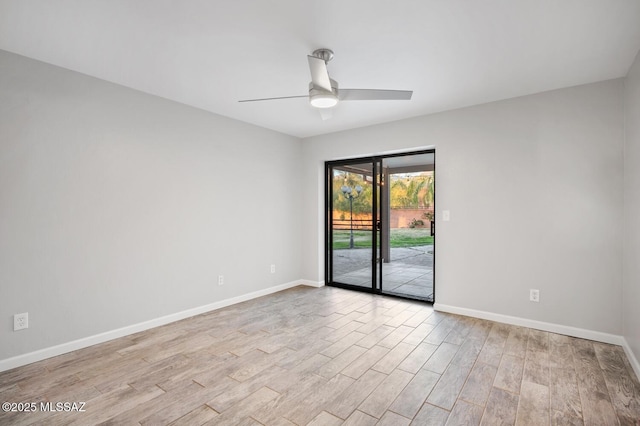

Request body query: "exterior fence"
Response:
[389, 208, 434, 228]
[332, 219, 373, 231]
[333, 208, 434, 229]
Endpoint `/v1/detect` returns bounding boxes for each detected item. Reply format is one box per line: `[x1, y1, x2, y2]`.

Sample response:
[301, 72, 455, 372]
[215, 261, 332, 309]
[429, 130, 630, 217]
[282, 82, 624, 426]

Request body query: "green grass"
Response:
[332, 228, 434, 250]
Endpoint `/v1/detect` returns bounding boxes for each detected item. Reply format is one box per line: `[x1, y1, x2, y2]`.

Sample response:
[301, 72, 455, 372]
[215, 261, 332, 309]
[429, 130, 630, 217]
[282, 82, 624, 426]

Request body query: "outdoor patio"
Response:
[332, 245, 434, 301]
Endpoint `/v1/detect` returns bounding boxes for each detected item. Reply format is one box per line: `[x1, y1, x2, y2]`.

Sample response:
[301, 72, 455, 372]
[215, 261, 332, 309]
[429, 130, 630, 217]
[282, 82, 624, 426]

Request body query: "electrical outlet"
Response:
[218, 275, 224, 286]
[14, 312, 28, 331]
[270, 264, 276, 274]
[529, 289, 540, 302]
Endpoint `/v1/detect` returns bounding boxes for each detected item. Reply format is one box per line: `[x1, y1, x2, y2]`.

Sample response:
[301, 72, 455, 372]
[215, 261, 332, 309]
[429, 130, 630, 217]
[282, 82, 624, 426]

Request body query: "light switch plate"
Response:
[442, 210, 450, 221]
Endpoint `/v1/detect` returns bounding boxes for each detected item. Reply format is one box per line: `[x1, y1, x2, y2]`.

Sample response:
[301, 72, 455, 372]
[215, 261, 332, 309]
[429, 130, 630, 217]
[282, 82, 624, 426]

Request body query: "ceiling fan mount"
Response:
[311, 48, 334, 63]
[239, 48, 412, 119]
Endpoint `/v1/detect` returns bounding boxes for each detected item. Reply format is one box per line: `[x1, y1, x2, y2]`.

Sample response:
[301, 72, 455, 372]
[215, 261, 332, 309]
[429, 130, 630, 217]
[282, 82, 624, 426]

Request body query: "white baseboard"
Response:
[433, 303, 625, 346]
[0, 280, 311, 373]
[299, 279, 325, 288]
[622, 338, 640, 381]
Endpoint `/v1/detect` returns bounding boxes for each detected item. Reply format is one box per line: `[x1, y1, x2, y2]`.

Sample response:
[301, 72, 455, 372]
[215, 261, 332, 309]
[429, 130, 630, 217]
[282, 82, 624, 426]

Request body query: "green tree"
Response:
[333, 170, 433, 211]
[332, 172, 372, 214]
[419, 175, 434, 208]
[406, 178, 425, 207]
[389, 173, 434, 208]
[390, 179, 410, 208]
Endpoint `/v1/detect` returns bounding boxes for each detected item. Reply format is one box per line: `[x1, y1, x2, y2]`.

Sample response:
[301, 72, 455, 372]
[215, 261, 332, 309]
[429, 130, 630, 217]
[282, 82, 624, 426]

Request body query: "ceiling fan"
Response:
[238, 48, 413, 119]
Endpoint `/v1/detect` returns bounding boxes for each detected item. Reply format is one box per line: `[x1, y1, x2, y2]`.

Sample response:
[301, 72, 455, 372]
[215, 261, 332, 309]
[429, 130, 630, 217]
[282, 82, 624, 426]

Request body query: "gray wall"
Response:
[2, 46, 635, 366]
[624, 52, 640, 364]
[301, 79, 624, 335]
[0, 50, 302, 360]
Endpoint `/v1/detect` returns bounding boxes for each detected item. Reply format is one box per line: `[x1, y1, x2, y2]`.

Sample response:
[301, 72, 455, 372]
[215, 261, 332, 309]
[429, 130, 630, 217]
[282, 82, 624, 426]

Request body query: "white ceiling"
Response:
[1, 1, 640, 138]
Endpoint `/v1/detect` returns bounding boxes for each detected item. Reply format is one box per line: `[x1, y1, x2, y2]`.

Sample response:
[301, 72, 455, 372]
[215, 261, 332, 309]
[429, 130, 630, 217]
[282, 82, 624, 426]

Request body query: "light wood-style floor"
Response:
[1, 286, 639, 425]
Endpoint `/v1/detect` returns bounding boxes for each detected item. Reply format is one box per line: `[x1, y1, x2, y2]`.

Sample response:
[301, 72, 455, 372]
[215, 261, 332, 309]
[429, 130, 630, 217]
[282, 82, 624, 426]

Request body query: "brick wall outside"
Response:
[333, 208, 434, 229]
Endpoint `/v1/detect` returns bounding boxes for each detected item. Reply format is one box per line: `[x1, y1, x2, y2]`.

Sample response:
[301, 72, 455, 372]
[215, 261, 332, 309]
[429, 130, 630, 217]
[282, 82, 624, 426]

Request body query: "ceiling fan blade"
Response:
[238, 95, 308, 103]
[338, 89, 413, 101]
[307, 55, 332, 92]
[319, 108, 333, 121]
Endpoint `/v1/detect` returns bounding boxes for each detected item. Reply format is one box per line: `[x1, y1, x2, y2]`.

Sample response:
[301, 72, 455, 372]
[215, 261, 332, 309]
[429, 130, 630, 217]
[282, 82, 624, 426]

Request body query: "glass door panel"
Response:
[328, 161, 375, 289]
[379, 154, 435, 301]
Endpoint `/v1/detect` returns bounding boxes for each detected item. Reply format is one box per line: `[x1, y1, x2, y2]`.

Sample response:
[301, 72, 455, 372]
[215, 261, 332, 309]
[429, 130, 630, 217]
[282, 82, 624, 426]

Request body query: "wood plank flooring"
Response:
[1, 286, 639, 425]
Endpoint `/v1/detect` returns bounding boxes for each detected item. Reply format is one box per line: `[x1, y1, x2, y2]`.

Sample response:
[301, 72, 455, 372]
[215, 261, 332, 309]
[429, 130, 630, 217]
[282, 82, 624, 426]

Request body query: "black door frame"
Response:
[324, 156, 380, 294]
[324, 149, 436, 302]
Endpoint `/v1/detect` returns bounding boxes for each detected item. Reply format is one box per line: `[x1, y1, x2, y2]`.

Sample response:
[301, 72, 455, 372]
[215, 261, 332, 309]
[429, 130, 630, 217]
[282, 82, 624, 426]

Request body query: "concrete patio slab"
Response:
[332, 245, 434, 301]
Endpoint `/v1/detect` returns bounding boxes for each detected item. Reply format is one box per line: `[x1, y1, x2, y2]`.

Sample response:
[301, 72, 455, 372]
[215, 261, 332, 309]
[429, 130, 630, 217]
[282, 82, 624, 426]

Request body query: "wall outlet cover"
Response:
[14, 312, 28, 331]
[529, 289, 540, 302]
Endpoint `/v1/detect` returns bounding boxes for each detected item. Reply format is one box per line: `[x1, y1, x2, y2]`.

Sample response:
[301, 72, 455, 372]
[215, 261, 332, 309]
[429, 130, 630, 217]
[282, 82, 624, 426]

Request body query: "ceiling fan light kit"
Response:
[309, 78, 339, 108]
[309, 91, 338, 108]
[239, 48, 412, 118]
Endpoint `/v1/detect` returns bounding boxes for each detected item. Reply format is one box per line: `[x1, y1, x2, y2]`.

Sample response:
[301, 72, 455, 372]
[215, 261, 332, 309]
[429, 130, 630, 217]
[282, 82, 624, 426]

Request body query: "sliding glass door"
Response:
[326, 150, 435, 302]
